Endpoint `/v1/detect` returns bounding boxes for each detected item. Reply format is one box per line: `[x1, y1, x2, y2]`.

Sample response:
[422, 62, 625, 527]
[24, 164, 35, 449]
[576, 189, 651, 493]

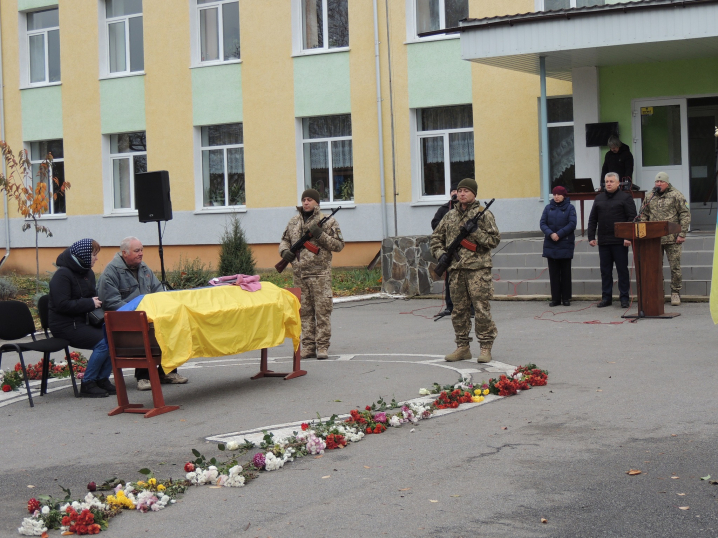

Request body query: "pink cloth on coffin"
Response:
[208, 274, 262, 292]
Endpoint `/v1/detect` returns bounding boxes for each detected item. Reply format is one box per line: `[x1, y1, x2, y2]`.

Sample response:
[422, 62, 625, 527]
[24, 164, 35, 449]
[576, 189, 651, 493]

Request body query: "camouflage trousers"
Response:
[449, 268, 497, 348]
[662, 242, 683, 293]
[295, 274, 333, 352]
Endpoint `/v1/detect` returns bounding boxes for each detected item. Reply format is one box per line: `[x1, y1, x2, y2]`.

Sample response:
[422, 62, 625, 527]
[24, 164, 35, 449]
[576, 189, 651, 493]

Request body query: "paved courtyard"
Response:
[2, 298, 718, 537]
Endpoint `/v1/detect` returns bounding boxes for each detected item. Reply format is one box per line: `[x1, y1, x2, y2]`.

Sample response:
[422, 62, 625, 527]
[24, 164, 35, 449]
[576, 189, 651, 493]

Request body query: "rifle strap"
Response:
[460, 238, 477, 252]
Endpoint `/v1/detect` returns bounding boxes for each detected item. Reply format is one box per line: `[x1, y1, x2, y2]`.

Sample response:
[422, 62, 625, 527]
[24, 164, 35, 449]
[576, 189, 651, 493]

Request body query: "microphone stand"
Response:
[156, 220, 173, 291]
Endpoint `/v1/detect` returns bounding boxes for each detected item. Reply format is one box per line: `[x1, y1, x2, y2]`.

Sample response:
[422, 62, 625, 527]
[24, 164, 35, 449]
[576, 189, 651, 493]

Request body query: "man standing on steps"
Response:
[430, 178, 500, 364]
[638, 172, 691, 306]
[587, 172, 637, 309]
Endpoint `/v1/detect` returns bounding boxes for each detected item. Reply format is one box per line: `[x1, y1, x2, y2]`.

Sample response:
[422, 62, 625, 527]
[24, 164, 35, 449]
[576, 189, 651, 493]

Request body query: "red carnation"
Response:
[184, 462, 195, 472]
[365, 406, 371, 411]
[27, 498, 40, 513]
[301, 423, 309, 431]
[2, 385, 11, 392]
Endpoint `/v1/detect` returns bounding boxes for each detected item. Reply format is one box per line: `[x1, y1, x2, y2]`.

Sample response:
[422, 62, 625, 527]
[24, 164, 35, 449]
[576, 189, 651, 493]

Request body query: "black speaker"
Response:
[135, 170, 173, 223]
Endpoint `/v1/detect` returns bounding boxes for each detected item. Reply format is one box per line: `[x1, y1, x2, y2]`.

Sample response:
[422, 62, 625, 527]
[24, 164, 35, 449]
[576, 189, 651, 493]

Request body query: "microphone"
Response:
[652, 186, 661, 194]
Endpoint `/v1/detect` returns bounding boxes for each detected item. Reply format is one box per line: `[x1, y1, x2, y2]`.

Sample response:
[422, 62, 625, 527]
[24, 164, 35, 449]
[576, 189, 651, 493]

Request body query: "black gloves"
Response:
[309, 223, 324, 239]
[462, 220, 478, 234]
[281, 250, 296, 263]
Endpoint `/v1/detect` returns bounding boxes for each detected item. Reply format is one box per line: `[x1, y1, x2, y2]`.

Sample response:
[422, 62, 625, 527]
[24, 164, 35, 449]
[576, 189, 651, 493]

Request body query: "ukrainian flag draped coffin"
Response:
[119, 282, 301, 371]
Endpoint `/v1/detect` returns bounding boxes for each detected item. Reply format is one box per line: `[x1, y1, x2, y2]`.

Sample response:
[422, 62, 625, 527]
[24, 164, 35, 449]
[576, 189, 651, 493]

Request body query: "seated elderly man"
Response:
[98, 236, 188, 390]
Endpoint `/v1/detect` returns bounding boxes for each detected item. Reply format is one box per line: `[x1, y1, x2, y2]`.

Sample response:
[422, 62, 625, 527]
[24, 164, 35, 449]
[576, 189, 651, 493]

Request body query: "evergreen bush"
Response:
[0, 276, 19, 301]
[218, 215, 256, 276]
[165, 256, 216, 290]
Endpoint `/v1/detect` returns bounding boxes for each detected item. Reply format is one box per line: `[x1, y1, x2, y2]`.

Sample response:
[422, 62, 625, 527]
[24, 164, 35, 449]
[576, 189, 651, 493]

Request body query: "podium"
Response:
[614, 221, 681, 319]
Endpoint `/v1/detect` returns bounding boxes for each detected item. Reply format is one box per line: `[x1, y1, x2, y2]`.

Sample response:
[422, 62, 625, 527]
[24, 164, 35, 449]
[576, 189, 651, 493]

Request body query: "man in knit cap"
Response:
[430, 178, 501, 363]
[279, 189, 344, 360]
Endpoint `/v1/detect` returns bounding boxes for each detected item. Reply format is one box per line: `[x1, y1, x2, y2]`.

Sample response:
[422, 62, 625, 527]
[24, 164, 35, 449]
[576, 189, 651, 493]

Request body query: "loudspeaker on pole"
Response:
[134, 170, 173, 223]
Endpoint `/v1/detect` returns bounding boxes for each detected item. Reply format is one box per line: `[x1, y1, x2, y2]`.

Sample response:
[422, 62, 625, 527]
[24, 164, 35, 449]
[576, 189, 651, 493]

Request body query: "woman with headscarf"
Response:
[540, 186, 577, 307]
[49, 238, 114, 398]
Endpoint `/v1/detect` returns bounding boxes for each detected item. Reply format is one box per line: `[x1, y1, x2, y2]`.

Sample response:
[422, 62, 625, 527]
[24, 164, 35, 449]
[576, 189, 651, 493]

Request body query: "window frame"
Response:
[537, 0, 605, 10]
[198, 123, 246, 210]
[413, 105, 475, 203]
[406, 0, 466, 43]
[19, 8, 61, 89]
[98, 0, 145, 79]
[107, 131, 147, 215]
[298, 115, 354, 207]
[290, 0, 350, 56]
[541, 95, 576, 193]
[192, 0, 241, 67]
[25, 139, 66, 217]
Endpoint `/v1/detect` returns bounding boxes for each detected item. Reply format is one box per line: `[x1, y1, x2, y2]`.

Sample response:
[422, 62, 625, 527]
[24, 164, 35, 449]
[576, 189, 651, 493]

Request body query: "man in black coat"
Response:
[431, 189, 457, 317]
[601, 135, 634, 189]
[587, 172, 637, 308]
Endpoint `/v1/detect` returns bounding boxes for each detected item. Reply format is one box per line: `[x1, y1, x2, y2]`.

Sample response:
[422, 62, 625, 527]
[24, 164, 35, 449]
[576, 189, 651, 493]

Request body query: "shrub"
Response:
[165, 256, 215, 290]
[218, 215, 256, 276]
[0, 277, 19, 301]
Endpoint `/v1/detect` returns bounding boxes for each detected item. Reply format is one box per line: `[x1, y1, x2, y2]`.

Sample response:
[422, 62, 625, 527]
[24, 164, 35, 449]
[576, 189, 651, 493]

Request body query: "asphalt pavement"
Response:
[2, 298, 718, 537]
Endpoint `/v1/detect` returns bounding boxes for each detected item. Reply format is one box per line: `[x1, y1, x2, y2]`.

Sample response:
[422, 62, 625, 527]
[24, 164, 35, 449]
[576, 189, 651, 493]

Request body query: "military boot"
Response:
[477, 345, 492, 363]
[671, 293, 681, 306]
[301, 348, 317, 359]
[316, 349, 329, 360]
[444, 346, 471, 362]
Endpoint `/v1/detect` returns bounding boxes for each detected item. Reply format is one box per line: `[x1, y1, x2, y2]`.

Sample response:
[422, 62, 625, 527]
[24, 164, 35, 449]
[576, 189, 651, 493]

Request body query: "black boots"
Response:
[80, 380, 109, 398]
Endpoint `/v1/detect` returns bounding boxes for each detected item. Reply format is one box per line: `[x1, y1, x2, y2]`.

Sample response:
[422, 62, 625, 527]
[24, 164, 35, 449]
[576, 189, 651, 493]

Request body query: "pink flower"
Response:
[373, 412, 387, 423]
[252, 453, 266, 469]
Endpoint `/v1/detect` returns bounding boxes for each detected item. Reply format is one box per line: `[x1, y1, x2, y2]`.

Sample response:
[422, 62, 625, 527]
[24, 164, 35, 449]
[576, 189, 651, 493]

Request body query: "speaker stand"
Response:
[156, 221, 173, 291]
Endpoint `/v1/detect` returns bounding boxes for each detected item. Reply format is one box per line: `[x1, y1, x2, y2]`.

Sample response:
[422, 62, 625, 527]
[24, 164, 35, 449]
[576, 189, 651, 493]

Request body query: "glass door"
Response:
[632, 98, 689, 199]
[687, 97, 718, 228]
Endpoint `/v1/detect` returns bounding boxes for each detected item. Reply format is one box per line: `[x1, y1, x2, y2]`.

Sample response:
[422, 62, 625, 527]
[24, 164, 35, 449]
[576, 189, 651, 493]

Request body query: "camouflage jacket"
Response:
[639, 184, 691, 244]
[279, 206, 345, 277]
[430, 199, 501, 271]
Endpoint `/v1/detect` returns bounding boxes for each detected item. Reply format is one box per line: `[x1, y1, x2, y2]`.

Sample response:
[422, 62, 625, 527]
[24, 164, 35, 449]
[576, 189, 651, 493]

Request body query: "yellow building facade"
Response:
[0, 0, 571, 275]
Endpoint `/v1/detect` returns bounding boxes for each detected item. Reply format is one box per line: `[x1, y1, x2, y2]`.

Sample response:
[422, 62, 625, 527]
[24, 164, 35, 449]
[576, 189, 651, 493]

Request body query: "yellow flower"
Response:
[157, 484, 166, 492]
[483, 389, 489, 395]
[474, 389, 482, 396]
[471, 396, 485, 403]
[136, 481, 146, 487]
[148, 478, 157, 486]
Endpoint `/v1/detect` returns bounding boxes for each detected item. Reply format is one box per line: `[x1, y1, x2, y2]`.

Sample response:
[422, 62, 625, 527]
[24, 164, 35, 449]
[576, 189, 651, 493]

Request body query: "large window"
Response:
[26, 8, 61, 85]
[545, 97, 575, 189]
[540, 0, 604, 10]
[302, 115, 353, 203]
[197, 0, 240, 63]
[105, 0, 144, 74]
[414, 0, 467, 36]
[201, 123, 245, 207]
[301, 0, 348, 51]
[110, 132, 146, 210]
[29, 140, 65, 215]
[417, 105, 474, 198]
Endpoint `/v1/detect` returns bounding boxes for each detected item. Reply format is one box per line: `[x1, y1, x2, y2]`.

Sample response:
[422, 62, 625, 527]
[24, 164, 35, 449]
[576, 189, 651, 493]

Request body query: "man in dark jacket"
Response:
[431, 189, 458, 317]
[587, 172, 637, 308]
[601, 135, 634, 189]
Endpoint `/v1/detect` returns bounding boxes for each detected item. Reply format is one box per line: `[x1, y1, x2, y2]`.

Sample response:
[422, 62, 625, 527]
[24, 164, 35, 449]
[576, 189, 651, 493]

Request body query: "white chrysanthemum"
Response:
[18, 517, 47, 536]
[226, 441, 239, 451]
[264, 452, 284, 471]
[389, 415, 402, 427]
[419, 387, 431, 395]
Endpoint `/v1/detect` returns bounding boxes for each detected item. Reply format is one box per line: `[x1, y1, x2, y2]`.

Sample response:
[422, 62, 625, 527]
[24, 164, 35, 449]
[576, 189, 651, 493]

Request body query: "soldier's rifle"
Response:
[275, 206, 342, 273]
[433, 198, 495, 278]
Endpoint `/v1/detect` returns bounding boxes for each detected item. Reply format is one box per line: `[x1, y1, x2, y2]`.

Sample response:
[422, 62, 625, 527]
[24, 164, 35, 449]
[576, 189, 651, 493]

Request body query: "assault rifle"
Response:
[433, 198, 495, 278]
[275, 206, 342, 273]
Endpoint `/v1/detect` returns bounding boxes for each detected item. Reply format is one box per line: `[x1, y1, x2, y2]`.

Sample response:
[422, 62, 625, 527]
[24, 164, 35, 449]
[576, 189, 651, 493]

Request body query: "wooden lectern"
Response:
[614, 221, 681, 319]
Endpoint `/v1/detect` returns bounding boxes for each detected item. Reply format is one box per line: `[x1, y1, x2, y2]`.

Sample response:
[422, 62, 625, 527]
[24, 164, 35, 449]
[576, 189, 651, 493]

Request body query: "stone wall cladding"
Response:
[382, 236, 444, 296]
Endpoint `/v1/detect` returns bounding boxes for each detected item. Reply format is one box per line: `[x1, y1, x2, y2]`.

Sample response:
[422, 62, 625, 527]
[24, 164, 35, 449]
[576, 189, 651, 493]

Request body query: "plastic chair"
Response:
[0, 299, 78, 407]
[104, 310, 179, 418]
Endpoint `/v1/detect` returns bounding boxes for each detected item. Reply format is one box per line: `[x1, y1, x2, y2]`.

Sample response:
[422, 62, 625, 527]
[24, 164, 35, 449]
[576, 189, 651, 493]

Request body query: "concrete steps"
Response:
[491, 234, 715, 298]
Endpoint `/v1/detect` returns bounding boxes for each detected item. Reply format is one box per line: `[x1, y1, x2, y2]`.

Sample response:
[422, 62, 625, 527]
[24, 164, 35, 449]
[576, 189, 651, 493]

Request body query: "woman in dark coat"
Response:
[540, 186, 577, 307]
[49, 238, 114, 398]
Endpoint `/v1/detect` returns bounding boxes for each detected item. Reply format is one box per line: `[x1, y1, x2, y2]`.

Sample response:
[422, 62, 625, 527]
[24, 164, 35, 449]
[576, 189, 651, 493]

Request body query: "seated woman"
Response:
[49, 238, 114, 398]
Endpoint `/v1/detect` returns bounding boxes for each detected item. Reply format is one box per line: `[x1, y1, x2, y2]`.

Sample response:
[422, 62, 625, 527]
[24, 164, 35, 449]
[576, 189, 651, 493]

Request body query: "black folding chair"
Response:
[0, 299, 78, 407]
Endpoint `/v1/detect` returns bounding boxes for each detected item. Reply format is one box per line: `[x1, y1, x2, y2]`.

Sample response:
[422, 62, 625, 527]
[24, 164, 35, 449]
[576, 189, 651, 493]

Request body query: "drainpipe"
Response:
[0, 5, 9, 270]
[539, 56, 550, 202]
[373, 0, 389, 239]
[384, 0, 398, 236]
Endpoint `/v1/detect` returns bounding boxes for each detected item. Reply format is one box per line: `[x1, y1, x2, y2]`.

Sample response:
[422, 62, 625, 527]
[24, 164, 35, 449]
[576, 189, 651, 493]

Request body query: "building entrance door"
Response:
[687, 97, 718, 228]
[632, 98, 690, 202]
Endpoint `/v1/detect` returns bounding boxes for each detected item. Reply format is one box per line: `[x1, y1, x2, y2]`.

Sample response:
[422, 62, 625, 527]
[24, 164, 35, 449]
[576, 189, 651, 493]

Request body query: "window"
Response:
[301, 0, 348, 51]
[26, 8, 61, 85]
[545, 97, 575, 189]
[110, 132, 146, 210]
[197, 0, 240, 63]
[417, 105, 474, 198]
[29, 140, 65, 214]
[414, 0, 467, 36]
[105, 0, 144, 74]
[540, 0, 604, 10]
[201, 123, 245, 207]
[302, 115, 353, 203]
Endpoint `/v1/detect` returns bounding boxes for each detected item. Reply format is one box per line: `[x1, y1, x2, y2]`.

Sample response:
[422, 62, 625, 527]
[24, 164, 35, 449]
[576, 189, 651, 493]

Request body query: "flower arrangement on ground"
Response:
[2, 352, 88, 393]
[19, 489, 112, 536]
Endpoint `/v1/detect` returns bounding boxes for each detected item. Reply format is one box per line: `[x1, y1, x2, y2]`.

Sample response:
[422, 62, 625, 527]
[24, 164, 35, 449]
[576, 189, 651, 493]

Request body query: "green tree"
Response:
[218, 215, 256, 276]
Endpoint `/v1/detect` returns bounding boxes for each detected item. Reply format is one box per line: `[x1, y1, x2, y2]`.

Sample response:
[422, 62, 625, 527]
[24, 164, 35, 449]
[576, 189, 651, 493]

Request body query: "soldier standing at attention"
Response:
[430, 178, 501, 363]
[639, 172, 691, 306]
[279, 189, 344, 360]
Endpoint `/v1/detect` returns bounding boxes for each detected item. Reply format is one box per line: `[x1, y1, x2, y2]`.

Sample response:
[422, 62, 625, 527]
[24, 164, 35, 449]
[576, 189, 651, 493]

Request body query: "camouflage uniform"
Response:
[430, 200, 501, 349]
[279, 206, 344, 353]
[639, 184, 691, 293]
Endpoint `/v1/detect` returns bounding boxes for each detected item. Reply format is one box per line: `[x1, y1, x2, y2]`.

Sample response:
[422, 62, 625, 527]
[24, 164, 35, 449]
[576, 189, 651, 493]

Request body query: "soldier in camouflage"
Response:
[639, 171, 691, 306]
[430, 178, 501, 363]
[279, 189, 344, 359]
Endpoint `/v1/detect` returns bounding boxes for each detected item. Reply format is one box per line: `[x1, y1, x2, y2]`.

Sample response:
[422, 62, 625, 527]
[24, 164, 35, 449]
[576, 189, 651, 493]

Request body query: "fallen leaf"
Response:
[61, 532, 74, 536]
[679, 506, 690, 510]
[334, 400, 342, 402]
[322, 475, 330, 479]
[429, 500, 438, 503]
[502, 427, 508, 430]
[627, 469, 642, 476]
[243, 523, 251, 531]
[209, 486, 222, 489]
[180, 419, 186, 422]
[314, 455, 323, 459]
[399, 488, 411, 491]
[541, 518, 548, 524]
[701, 475, 711, 481]
[677, 493, 686, 496]
[671, 476, 680, 480]
[671, 434, 677, 437]
[41, 533, 49, 538]
[364, 466, 371, 469]
[596, 389, 603, 392]
[27, 485, 35, 488]
[709, 480, 718, 485]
